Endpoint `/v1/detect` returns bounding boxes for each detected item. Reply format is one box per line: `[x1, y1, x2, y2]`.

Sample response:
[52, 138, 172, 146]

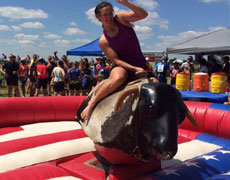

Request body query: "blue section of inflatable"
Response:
[145, 132, 230, 180]
[209, 103, 230, 111]
[149, 149, 230, 180]
[208, 172, 230, 180]
[196, 133, 230, 149]
[180, 91, 228, 103]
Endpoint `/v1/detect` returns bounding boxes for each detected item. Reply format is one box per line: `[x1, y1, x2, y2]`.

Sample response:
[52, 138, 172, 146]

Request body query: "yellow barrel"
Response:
[211, 73, 227, 93]
[193, 73, 209, 92]
[176, 72, 190, 90]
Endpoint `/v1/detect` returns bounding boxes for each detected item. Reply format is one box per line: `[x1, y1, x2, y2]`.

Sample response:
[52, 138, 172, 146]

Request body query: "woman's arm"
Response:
[116, 0, 148, 23]
[51, 70, 54, 78]
[62, 69, 65, 78]
[99, 35, 144, 72]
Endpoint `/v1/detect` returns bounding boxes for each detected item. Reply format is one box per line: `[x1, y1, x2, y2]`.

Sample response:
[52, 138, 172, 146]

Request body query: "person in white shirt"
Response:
[51, 61, 65, 96]
[181, 56, 195, 75]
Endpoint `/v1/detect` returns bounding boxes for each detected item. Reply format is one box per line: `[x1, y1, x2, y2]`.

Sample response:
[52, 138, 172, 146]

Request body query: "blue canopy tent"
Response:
[66, 38, 103, 56]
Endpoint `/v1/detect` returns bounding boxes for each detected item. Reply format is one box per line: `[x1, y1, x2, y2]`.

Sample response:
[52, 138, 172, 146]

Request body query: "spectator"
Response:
[89, 58, 95, 69]
[222, 56, 230, 79]
[69, 61, 82, 96]
[47, 55, 56, 96]
[91, 60, 99, 89]
[19, 60, 29, 97]
[181, 56, 195, 76]
[1, 53, 7, 60]
[199, 58, 208, 73]
[145, 57, 153, 73]
[54, 51, 70, 95]
[0, 54, 20, 97]
[207, 55, 222, 76]
[29, 54, 38, 66]
[80, 59, 92, 96]
[51, 60, 65, 96]
[97, 57, 109, 83]
[28, 54, 38, 96]
[154, 56, 169, 83]
[170, 62, 180, 85]
[35, 58, 48, 96]
[0, 64, 3, 96]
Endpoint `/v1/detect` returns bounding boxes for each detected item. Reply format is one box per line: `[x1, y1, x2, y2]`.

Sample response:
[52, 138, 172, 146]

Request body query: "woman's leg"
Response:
[7, 85, 12, 97]
[81, 67, 128, 121]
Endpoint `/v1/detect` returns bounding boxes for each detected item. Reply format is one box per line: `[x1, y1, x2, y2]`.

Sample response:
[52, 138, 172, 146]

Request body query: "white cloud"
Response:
[54, 39, 70, 47]
[137, 11, 169, 29]
[63, 27, 86, 36]
[20, 22, 44, 29]
[18, 39, 35, 45]
[0, 24, 10, 31]
[72, 38, 92, 44]
[152, 30, 205, 51]
[86, 8, 100, 25]
[43, 32, 61, 39]
[0, 6, 48, 20]
[11, 25, 21, 31]
[70, 22, 77, 26]
[15, 33, 39, 40]
[135, 0, 159, 11]
[134, 25, 154, 40]
[148, 26, 226, 51]
[39, 42, 48, 48]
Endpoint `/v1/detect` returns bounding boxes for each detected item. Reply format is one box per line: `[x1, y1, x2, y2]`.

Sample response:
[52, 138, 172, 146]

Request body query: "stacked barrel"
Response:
[175, 72, 227, 93]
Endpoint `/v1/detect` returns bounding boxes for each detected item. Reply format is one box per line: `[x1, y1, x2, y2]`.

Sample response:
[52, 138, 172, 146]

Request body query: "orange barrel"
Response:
[193, 73, 209, 92]
[176, 72, 190, 91]
[211, 72, 227, 93]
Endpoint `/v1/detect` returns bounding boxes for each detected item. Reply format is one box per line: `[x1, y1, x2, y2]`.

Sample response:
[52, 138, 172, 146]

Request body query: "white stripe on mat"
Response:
[0, 137, 95, 173]
[161, 140, 221, 169]
[46, 176, 82, 180]
[0, 121, 82, 142]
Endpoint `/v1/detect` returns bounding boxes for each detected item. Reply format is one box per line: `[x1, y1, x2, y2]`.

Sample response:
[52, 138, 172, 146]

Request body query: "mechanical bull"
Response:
[76, 78, 196, 163]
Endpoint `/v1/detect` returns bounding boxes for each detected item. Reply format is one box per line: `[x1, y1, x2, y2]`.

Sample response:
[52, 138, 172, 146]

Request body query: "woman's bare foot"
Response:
[81, 103, 94, 121]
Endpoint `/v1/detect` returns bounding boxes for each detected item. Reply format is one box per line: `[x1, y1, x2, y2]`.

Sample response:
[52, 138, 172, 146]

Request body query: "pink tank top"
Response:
[103, 18, 146, 68]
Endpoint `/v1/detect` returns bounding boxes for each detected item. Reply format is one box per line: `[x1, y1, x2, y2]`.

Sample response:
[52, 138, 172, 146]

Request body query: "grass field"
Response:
[0, 81, 8, 98]
[0, 77, 174, 98]
[0, 80, 55, 98]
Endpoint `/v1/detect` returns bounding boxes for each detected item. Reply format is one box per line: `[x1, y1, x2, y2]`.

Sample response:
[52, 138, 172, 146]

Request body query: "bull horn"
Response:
[114, 85, 141, 112]
[186, 106, 198, 127]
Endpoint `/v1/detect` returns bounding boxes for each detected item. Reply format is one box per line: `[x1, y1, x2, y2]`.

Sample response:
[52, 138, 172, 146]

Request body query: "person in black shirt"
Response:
[0, 54, 20, 97]
[222, 56, 230, 80]
[47, 55, 56, 96]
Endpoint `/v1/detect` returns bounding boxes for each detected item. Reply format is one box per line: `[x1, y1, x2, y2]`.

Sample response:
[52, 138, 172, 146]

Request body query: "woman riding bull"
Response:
[81, 0, 152, 120]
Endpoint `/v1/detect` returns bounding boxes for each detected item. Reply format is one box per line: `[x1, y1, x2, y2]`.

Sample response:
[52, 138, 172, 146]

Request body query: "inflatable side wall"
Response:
[0, 97, 229, 180]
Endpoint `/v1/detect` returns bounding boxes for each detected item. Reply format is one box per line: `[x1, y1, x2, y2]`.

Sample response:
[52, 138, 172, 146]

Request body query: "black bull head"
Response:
[76, 78, 196, 162]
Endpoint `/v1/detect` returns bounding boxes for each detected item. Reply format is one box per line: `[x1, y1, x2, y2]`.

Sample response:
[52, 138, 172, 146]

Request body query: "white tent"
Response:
[167, 28, 230, 55]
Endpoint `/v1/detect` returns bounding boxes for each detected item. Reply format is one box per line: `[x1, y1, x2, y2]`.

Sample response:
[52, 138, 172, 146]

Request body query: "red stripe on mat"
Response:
[0, 129, 87, 156]
[0, 127, 24, 136]
[0, 163, 71, 180]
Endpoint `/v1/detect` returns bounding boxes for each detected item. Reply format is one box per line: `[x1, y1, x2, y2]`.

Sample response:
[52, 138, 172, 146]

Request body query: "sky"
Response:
[0, 0, 229, 61]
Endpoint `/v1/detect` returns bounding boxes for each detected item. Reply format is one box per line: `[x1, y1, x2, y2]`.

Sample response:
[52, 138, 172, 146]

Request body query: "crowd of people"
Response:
[0, 52, 112, 97]
[154, 55, 230, 105]
[0, 53, 229, 98]
[154, 55, 230, 85]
